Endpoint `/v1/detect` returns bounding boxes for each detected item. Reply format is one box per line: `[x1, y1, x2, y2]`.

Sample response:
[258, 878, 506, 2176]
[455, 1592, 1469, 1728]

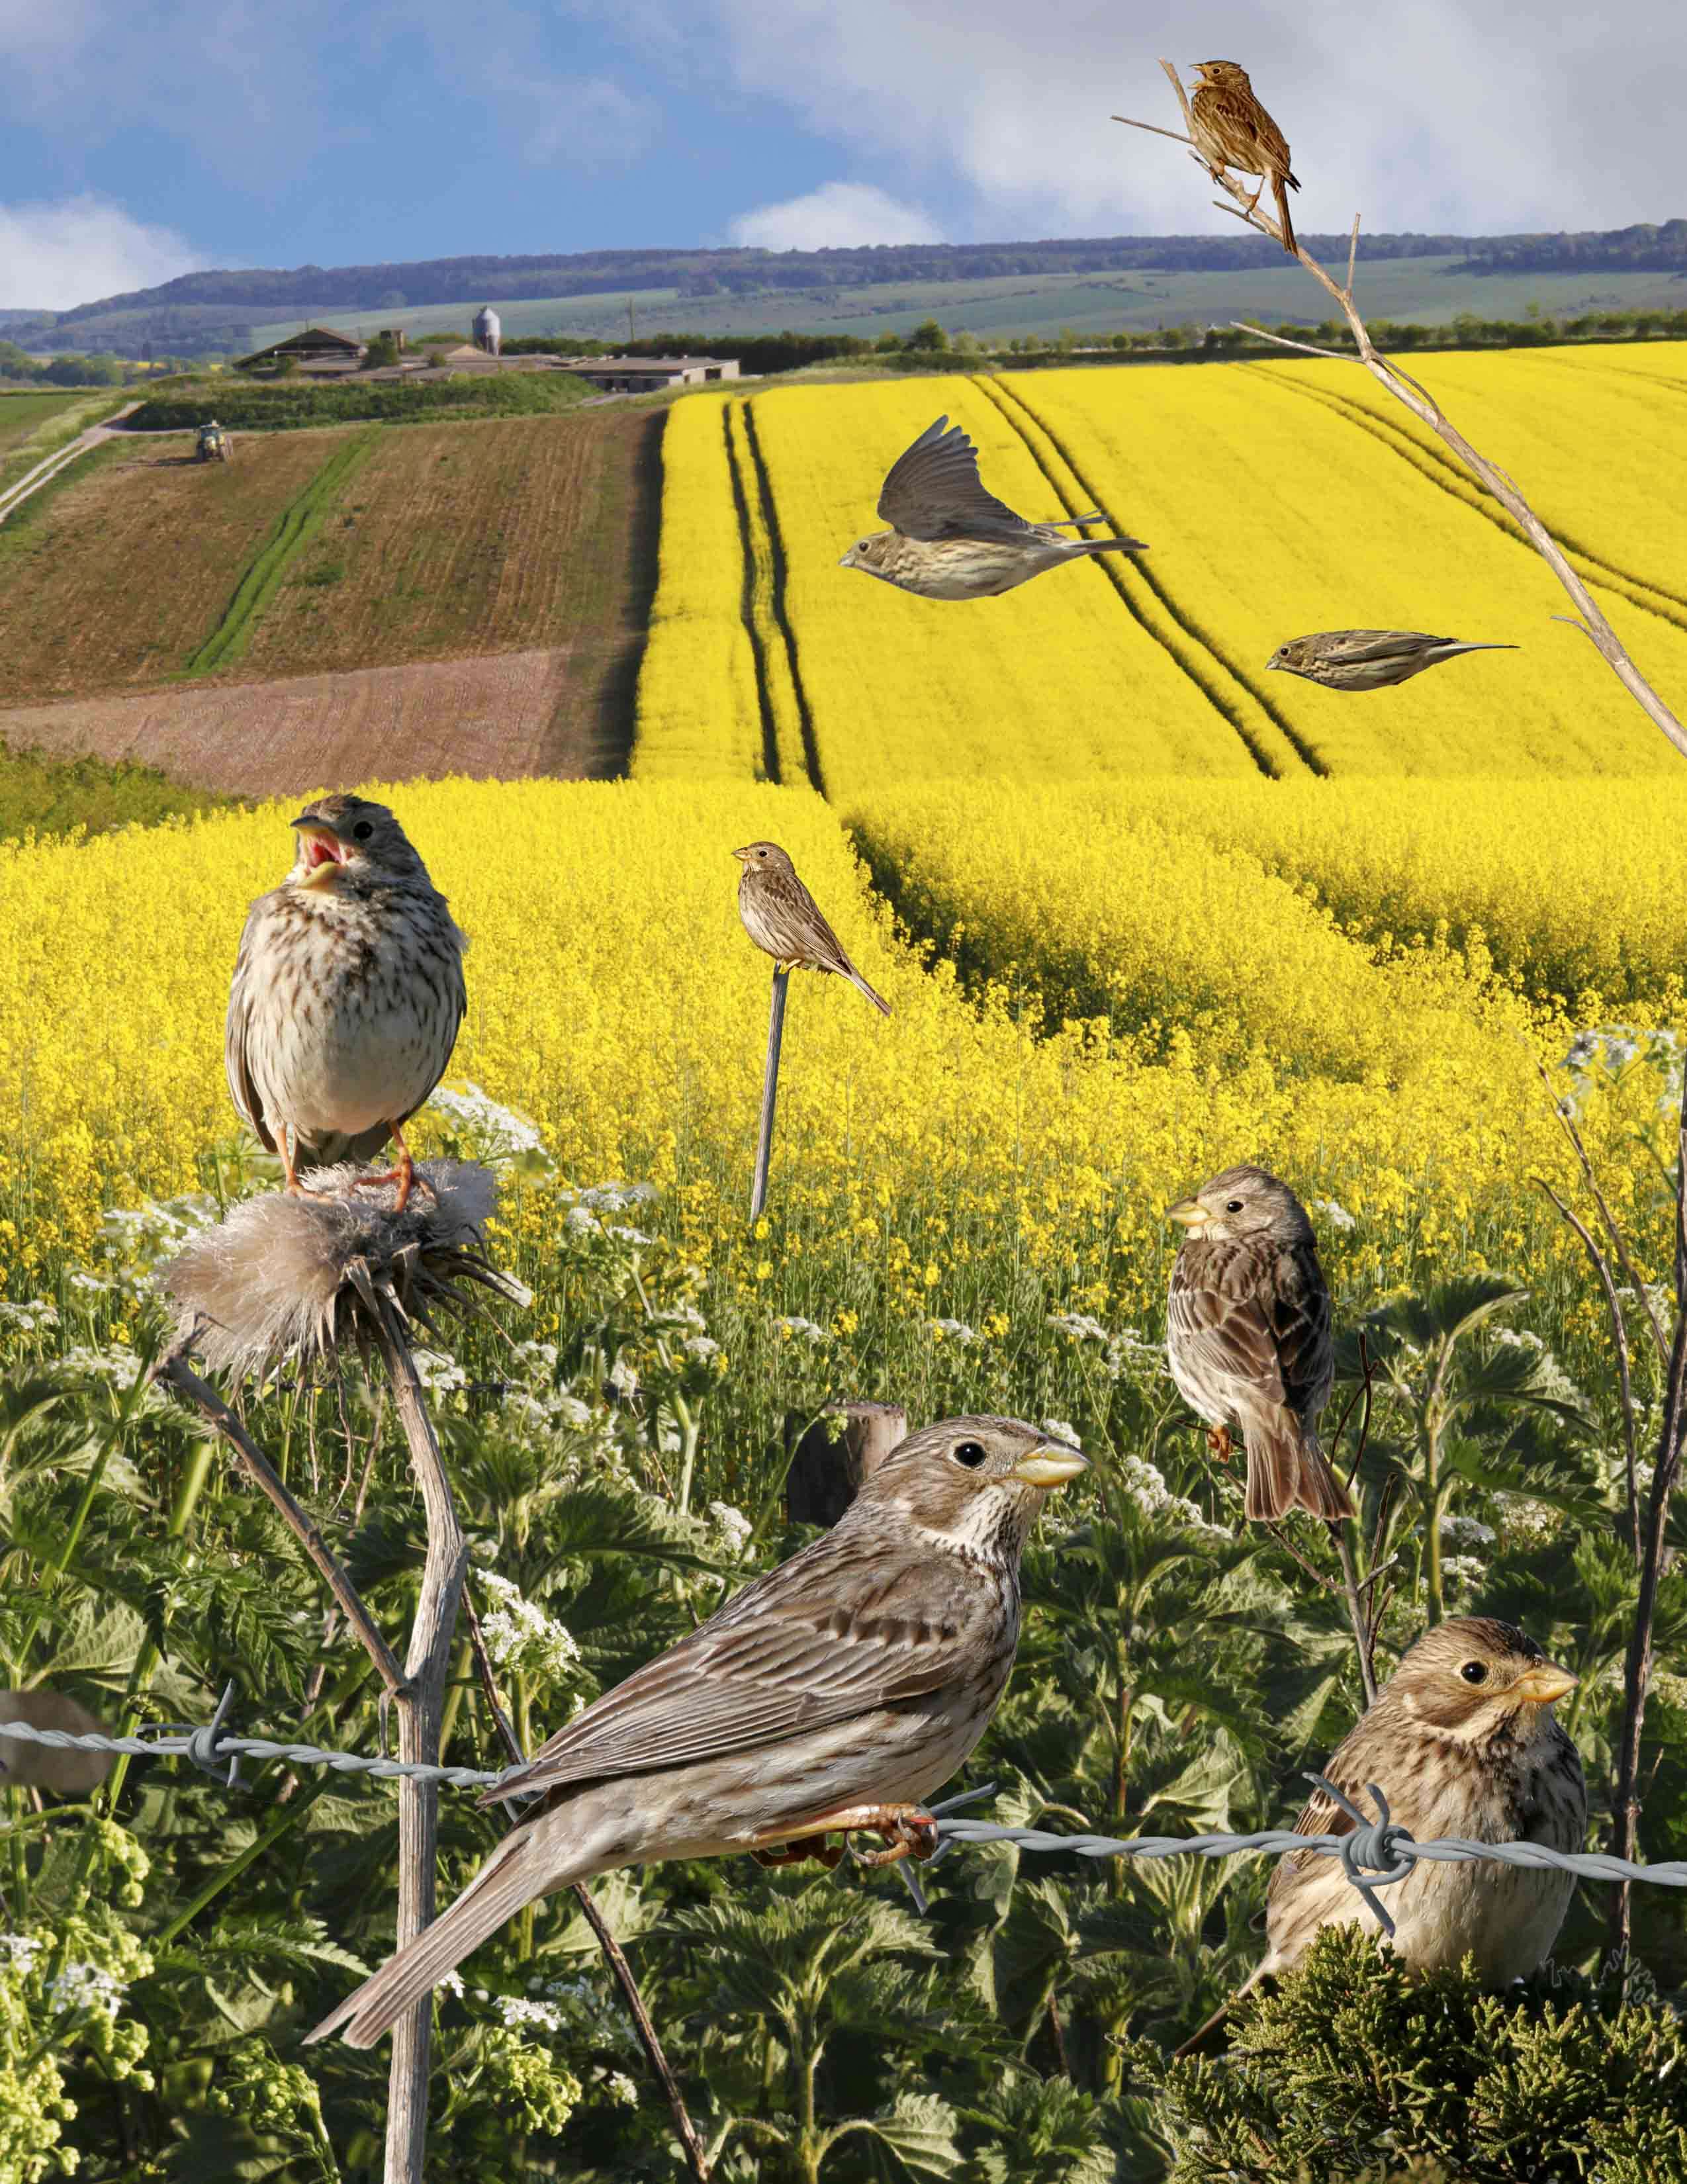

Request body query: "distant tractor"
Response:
[196, 420, 232, 463]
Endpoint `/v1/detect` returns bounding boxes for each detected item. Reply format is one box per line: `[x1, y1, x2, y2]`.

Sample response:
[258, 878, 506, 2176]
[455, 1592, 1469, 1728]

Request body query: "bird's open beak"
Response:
[1011, 1443, 1089, 1489]
[1513, 1662, 1577, 1706]
[291, 817, 348, 885]
[1166, 1197, 1206, 1227]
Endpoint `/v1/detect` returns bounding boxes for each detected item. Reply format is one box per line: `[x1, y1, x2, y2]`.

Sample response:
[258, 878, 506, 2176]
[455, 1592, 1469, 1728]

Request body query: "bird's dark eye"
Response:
[1460, 1661, 1488, 1685]
[953, 1440, 988, 1470]
[353, 821, 373, 841]
[1226, 1199, 1244, 1213]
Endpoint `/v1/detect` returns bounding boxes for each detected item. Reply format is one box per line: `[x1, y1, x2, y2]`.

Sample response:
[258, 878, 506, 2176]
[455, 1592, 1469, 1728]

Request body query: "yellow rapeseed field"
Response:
[0, 780, 1672, 1352]
[635, 350, 1687, 788]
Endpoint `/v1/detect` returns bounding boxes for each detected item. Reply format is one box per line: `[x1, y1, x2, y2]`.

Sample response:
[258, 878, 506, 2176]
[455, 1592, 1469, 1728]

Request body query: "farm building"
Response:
[557, 355, 739, 393]
[234, 326, 367, 375]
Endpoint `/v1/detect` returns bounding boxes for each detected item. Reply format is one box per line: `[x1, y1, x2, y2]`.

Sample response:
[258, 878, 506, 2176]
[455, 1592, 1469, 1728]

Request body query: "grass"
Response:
[128, 372, 592, 432]
[0, 389, 132, 496]
[0, 430, 356, 703]
[0, 739, 232, 843]
[0, 390, 93, 457]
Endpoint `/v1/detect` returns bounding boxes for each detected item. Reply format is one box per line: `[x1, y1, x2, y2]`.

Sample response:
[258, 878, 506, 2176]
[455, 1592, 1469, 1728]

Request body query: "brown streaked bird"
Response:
[307, 1416, 1089, 2048]
[225, 794, 467, 1214]
[734, 841, 891, 1015]
[1179, 1619, 1586, 2052]
[1165, 1164, 1350, 1523]
[1268, 629, 1519, 692]
[1188, 61, 1300, 257]
[838, 415, 1148, 601]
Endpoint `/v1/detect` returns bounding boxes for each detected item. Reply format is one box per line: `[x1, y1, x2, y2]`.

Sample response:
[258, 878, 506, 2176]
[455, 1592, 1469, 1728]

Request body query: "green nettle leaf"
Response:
[855, 2090, 962, 2176]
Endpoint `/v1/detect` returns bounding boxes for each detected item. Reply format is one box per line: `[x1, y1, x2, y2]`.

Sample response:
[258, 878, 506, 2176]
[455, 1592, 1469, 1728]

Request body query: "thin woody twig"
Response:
[1535, 1177, 1642, 1558]
[1124, 57, 1687, 759]
[1539, 1062, 1672, 1369]
[1109, 114, 1194, 147]
[461, 1584, 713, 2183]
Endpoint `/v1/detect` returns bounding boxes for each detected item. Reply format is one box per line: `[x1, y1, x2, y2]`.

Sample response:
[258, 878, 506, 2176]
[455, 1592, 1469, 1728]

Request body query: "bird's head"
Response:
[289, 795, 420, 891]
[733, 841, 796, 877]
[1390, 1617, 1577, 1740]
[1265, 638, 1314, 674]
[839, 533, 891, 575]
[1192, 60, 1250, 89]
[1166, 1163, 1313, 1246]
[855, 1415, 1088, 1563]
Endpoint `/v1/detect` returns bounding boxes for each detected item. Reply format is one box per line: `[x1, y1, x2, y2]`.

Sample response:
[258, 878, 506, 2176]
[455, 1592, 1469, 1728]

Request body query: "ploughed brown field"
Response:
[0, 408, 662, 784]
[0, 432, 343, 702]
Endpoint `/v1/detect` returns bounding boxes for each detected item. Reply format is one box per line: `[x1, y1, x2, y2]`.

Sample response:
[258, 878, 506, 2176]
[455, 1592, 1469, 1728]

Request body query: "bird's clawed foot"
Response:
[346, 1128, 433, 1216]
[752, 1803, 940, 1872]
[1205, 1425, 1234, 1466]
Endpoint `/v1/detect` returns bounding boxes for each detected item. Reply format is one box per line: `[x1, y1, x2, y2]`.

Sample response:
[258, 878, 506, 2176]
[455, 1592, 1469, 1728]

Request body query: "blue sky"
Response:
[1, 0, 1678, 309]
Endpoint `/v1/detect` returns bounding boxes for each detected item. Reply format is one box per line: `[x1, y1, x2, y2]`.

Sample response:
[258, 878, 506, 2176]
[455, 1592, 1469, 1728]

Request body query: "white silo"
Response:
[473, 306, 502, 358]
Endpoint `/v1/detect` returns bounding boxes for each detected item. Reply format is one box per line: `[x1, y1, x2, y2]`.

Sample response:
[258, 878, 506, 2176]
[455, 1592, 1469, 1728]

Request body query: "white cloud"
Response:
[0, 195, 207, 311]
[692, 0, 1686, 238]
[729, 180, 941, 250]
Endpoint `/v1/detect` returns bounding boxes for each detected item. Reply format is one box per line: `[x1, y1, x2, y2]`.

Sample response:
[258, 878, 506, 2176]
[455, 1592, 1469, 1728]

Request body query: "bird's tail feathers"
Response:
[1439, 642, 1518, 657]
[1173, 1958, 1270, 2060]
[1244, 1414, 1352, 1524]
[306, 1833, 542, 2050]
[1044, 510, 1105, 527]
[1074, 536, 1149, 557]
[1272, 176, 1297, 257]
[847, 967, 892, 1017]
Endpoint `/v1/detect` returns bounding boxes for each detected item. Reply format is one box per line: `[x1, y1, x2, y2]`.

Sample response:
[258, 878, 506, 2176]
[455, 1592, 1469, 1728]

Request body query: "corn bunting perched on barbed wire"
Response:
[838, 415, 1148, 600]
[1165, 1165, 1350, 1522]
[1187, 61, 1300, 257]
[308, 1416, 1088, 2047]
[735, 841, 891, 1015]
[225, 794, 467, 1214]
[1179, 1619, 1584, 2050]
[1267, 629, 1518, 691]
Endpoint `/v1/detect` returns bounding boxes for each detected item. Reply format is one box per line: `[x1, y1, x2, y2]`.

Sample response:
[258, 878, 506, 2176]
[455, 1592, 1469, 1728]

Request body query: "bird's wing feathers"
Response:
[1168, 1240, 1290, 1406]
[224, 899, 277, 1154]
[877, 416, 1031, 541]
[1328, 630, 1459, 663]
[486, 1530, 992, 1804]
[1271, 1242, 1334, 1418]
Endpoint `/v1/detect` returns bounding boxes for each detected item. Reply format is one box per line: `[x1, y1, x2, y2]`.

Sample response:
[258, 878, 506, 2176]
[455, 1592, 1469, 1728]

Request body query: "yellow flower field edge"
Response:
[0, 780, 1674, 1369]
[631, 396, 764, 779]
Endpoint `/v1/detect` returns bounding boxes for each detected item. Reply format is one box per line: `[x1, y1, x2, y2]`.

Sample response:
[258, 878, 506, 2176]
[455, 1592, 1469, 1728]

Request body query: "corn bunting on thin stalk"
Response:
[734, 840, 890, 1014]
[1187, 61, 1300, 258]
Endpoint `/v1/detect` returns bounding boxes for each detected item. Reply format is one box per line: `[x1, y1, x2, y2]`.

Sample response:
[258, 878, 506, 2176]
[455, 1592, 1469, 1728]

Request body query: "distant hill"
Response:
[7, 222, 1684, 358]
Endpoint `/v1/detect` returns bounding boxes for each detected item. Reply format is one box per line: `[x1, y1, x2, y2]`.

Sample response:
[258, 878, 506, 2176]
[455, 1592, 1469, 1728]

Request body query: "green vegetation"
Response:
[128, 371, 591, 432]
[0, 740, 232, 842]
[183, 429, 381, 671]
[1130, 1927, 1687, 2181]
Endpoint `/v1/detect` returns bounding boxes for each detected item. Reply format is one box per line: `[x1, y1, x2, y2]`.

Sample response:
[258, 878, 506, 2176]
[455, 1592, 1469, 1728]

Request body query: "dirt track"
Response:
[0, 645, 621, 797]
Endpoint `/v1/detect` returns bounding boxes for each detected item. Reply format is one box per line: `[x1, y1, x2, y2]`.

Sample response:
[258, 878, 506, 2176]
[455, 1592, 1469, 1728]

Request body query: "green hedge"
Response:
[125, 373, 590, 432]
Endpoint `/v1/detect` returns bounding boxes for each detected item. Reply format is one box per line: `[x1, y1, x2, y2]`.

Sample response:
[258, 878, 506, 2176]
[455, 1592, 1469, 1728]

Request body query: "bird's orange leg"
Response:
[346, 1122, 436, 1216]
[1206, 1425, 1234, 1466]
[279, 1131, 336, 1201]
[749, 1802, 940, 1871]
[751, 1834, 847, 1872]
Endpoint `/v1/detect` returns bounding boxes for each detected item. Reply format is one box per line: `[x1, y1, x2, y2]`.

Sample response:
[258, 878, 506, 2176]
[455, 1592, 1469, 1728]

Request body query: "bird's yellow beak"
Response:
[1010, 1443, 1089, 1489]
[1513, 1662, 1577, 1706]
[837, 547, 857, 569]
[1166, 1197, 1206, 1227]
[731, 846, 751, 864]
[292, 817, 347, 888]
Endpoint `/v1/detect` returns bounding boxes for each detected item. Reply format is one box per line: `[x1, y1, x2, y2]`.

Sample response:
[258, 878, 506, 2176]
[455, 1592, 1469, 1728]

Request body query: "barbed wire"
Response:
[4, 1706, 1678, 1943]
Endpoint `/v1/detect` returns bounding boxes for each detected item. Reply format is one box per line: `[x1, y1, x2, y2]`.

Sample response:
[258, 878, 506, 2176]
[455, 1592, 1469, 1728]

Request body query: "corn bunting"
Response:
[839, 415, 1148, 600]
[1188, 62, 1300, 257]
[308, 1416, 1088, 2046]
[1267, 629, 1518, 690]
[1166, 1164, 1350, 1522]
[225, 794, 467, 1214]
[735, 841, 890, 1014]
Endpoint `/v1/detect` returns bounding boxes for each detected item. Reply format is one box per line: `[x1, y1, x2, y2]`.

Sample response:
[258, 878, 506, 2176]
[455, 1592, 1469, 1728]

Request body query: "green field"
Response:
[0, 388, 91, 455]
[248, 259, 1687, 351]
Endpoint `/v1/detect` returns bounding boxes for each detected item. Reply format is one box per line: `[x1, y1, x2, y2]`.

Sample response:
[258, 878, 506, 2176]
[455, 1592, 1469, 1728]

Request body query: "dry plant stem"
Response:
[751, 968, 790, 1223]
[158, 1351, 404, 1694]
[1117, 59, 1687, 760]
[1334, 1527, 1379, 1707]
[1540, 1068, 1672, 1370]
[1608, 1081, 1687, 1957]
[367, 1284, 471, 2184]
[1536, 1177, 1642, 1556]
[461, 1588, 713, 2184]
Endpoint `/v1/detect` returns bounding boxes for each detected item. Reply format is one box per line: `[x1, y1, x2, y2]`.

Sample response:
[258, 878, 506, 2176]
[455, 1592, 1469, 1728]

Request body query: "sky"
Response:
[1, 0, 1679, 310]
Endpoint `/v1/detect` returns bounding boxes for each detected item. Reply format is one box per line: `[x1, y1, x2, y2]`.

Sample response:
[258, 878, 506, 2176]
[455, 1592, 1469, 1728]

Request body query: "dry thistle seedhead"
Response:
[158, 1160, 529, 1376]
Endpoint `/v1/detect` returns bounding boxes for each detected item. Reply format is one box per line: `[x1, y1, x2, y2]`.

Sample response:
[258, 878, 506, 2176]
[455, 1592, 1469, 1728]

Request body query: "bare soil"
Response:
[0, 646, 618, 798]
